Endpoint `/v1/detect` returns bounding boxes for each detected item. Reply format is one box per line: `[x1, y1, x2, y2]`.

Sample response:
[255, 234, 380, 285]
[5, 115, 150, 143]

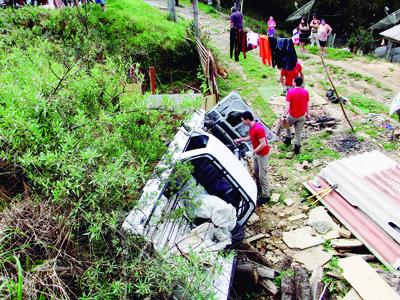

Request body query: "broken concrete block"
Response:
[284, 198, 294, 207]
[247, 213, 259, 226]
[283, 227, 324, 250]
[307, 206, 340, 240]
[332, 239, 363, 249]
[288, 213, 307, 222]
[277, 220, 288, 229]
[244, 233, 270, 244]
[302, 160, 310, 169]
[301, 205, 310, 213]
[311, 221, 333, 235]
[285, 208, 295, 215]
[339, 227, 352, 239]
[271, 193, 281, 203]
[278, 211, 286, 218]
[293, 245, 332, 272]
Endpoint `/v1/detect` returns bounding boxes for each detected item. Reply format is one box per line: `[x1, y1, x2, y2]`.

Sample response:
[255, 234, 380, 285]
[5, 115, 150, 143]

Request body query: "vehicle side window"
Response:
[190, 157, 241, 209]
[184, 135, 209, 152]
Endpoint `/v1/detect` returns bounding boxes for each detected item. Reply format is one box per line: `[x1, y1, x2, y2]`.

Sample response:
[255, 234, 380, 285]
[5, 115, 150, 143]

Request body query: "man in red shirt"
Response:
[280, 62, 304, 95]
[235, 111, 270, 206]
[283, 76, 309, 154]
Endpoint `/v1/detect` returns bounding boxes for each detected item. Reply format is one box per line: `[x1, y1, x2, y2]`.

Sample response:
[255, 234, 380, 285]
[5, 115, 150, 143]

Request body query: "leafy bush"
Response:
[0, 2, 212, 299]
[347, 28, 376, 54]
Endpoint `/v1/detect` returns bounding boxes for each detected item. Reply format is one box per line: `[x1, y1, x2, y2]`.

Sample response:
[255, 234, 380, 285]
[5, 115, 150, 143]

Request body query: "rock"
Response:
[311, 221, 333, 235]
[278, 211, 286, 217]
[332, 239, 363, 249]
[283, 227, 324, 250]
[301, 205, 310, 213]
[293, 246, 332, 272]
[302, 160, 310, 169]
[296, 163, 305, 172]
[284, 198, 294, 207]
[285, 208, 295, 215]
[307, 206, 340, 240]
[271, 193, 281, 203]
[271, 230, 283, 238]
[339, 227, 352, 239]
[277, 220, 288, 229]
[245, 233, 270, 244]
[247, 213, 260, 226]
[288, 213, 307, 222]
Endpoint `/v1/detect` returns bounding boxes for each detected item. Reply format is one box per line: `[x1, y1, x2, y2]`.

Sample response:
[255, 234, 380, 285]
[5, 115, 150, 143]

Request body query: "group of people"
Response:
[296, 14, 332, 55]
[229, 8, 311, 207]
[1, 0, 105, 11]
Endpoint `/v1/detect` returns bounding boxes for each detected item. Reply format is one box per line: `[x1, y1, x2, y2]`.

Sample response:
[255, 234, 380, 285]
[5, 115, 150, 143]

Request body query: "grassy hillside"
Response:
[0, 2, 211, 299]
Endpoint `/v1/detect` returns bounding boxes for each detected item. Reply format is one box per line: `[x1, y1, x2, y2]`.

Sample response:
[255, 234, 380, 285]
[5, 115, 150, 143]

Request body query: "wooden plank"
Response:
[339, 256, 400, 300]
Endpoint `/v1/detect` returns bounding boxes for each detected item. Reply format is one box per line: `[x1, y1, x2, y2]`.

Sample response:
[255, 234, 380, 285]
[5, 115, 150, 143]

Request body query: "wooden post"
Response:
[149, 66, 156, 94]
[167, 0, 176, 22]
[193, 0, 199, 37]
[385, 40, 394, 61]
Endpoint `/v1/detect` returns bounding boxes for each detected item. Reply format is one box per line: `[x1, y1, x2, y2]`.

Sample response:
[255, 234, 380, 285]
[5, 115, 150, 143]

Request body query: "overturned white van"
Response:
[123, 92, 275, 299]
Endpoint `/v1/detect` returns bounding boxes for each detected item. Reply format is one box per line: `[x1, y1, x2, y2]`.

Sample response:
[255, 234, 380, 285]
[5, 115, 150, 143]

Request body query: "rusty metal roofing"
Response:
[304, 177, 400, 270]
[320, 151, 400, 245]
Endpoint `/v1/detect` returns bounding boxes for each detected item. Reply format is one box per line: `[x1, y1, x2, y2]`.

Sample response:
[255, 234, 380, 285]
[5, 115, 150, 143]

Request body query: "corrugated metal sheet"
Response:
[304, 177, 400, 270]
[380, 24, 400, 43]
[320, 151, 400, 244]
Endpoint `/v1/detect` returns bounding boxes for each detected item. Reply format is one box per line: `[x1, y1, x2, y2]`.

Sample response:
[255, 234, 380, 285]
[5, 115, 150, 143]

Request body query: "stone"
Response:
[288, 214, 307, 222]
[311, 221, 333, 235]
[244, 233, 270, 244]
[284, 198, 294, 207]
[247, 213, 260, 226]
[339, 227, 352, 239]
[271, 230, 283, 238]
[283, 227, 324, 250]
[332, 239, 363, 249]
[285, 208, 295, 215]
[271, 193, 281, 203]
[277, 220, 288, 229]
[278, 211, 286, 217]
[307, 206, 340, 240]
[302, 160, 310, 169]
[302, 205, 310, 213]
[293, 246, 332, 272]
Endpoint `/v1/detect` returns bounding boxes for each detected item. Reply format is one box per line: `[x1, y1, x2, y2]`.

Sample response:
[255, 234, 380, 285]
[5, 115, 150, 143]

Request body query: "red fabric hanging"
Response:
[259, 35, 272, 66]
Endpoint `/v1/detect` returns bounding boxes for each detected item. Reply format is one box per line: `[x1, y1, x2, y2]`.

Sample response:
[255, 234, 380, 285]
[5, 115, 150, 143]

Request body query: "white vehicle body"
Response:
[123, 108, 257, 299]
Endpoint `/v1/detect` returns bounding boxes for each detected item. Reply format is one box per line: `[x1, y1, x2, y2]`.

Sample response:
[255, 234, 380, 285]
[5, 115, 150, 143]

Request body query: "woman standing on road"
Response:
[298, 17, 309, 52]
[318, 19, 332, 56]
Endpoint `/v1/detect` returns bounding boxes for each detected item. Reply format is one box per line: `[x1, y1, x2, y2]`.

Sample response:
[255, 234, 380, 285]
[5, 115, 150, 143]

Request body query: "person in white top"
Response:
[317, 19, 332, 56]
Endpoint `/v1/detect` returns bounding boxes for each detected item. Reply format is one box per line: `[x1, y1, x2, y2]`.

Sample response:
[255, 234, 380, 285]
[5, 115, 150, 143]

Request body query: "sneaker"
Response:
[256, 196, 270, 207]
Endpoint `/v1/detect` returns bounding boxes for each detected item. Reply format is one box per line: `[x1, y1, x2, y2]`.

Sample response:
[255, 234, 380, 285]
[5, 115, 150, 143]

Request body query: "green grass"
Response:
[349, 94, 389, 114]
[306, 45, 354, 60]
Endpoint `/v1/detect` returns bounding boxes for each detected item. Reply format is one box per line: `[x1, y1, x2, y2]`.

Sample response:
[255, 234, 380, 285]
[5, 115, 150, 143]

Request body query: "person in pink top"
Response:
[318, 19, 332, 56]
[283, 76, 310, 155]
[267, 16, 276, 38]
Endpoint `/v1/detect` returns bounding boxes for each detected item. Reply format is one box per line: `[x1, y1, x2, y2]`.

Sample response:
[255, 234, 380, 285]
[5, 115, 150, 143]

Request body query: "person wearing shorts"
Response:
[298, 17, 309, 52]
[267, 16, 276, 38]
[318, 19, 332, 56]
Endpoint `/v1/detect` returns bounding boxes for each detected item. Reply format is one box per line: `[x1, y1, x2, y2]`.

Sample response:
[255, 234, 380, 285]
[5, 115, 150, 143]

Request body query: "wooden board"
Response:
[339, 256, 400, 300]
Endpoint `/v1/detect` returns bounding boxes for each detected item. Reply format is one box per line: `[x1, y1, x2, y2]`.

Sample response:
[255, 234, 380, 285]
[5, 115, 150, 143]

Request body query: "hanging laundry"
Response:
[230, 29, 246, 61]
[268, 37, 298, 71]
[247, 31, 259, 49]
[259, 35, 272, 66]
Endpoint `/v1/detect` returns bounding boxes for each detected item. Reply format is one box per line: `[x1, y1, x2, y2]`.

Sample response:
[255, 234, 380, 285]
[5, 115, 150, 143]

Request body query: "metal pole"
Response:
[193, 0, 199, 38]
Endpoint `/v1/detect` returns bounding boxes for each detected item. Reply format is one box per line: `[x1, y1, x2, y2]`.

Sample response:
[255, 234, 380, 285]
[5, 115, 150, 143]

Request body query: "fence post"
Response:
[193, 0, 199, 38]
[149, 66, 156, 94]
[168, 0, 176, 22]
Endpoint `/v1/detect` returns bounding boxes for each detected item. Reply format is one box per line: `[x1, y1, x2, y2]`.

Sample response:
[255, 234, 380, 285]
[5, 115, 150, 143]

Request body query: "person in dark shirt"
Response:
[229, 7, 244, 61]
